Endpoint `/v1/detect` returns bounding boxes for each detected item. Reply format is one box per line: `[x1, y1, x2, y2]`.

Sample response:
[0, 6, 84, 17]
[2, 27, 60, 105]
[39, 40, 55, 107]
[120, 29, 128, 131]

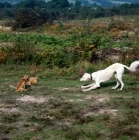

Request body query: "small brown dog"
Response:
[10, 75, 38, 92]
[26, 77, 38, 85]
[16, 75, 30, 92]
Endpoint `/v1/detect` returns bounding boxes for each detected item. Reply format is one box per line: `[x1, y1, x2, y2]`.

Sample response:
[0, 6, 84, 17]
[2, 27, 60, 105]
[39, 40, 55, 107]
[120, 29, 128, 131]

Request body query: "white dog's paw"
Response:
[119, 89, 123, 91]
[111, 87, 116, 89]
[81, 86, 85, 89]
[82, 89, 88, 92]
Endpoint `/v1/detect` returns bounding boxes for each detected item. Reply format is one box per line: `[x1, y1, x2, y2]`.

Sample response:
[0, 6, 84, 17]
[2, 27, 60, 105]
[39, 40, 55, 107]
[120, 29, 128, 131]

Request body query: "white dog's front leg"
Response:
[82, 84, 100, 92]
[81, 83, 95, 89]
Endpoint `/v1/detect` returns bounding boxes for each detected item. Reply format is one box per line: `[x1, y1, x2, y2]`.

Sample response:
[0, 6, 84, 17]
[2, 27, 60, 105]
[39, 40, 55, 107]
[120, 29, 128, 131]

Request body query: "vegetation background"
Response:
[0, 0, 139, 68]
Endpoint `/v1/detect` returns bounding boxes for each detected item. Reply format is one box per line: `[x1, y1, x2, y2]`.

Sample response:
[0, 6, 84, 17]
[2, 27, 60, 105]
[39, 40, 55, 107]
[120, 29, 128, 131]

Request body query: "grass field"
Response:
[0, 65, 139, 140]
[0, 15, 139, 139]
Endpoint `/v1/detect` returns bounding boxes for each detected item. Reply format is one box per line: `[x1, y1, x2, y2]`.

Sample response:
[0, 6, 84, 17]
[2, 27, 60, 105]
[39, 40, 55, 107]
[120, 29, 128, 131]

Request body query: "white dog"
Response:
[80, 61, 139, 91]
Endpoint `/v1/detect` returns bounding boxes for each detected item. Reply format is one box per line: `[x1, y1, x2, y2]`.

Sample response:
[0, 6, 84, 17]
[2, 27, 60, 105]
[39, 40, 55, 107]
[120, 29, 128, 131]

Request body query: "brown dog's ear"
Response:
[22, 75, 29, 81]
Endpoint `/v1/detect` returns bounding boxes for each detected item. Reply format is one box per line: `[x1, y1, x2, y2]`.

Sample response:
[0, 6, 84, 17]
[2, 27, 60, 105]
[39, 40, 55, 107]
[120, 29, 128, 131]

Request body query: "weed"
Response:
[1, 113, 21, 123]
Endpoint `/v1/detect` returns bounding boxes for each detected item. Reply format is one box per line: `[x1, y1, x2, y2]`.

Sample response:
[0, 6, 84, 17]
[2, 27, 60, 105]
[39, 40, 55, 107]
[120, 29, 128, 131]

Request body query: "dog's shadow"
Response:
[83, 81, 116, 88]
[82, 81, 139, 89]
[126, 82, 138, 86]
[100, 81, 116, 88]
[101, 81, 138, 88]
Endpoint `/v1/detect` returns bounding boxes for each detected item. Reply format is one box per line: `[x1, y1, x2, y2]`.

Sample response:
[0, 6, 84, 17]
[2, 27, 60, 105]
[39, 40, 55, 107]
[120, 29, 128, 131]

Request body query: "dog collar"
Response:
[90, 73, 92, 80]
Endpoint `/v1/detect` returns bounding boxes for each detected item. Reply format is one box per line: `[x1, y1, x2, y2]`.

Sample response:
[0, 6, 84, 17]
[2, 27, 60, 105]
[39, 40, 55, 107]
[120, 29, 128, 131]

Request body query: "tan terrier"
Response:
[26, 77, 38, 85]
[15, 75, 30, 92]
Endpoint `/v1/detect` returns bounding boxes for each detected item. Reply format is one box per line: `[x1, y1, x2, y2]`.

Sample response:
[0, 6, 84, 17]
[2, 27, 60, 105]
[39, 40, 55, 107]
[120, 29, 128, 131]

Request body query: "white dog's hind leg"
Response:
[111, 74, 120, 89]
[118, 77, 124, 90]
[111, 75, 124, 90]
[111, 79, 120, 89]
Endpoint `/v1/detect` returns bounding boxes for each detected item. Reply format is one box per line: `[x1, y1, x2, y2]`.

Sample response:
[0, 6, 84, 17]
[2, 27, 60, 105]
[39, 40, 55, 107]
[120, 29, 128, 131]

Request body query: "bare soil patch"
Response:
[83, 94, 118, 116]
[16, 95, 54, 103]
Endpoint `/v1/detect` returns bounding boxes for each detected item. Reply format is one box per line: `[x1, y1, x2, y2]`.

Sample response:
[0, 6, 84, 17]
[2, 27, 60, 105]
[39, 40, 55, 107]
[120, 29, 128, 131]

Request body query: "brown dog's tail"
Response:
[10, 85, 16, 89]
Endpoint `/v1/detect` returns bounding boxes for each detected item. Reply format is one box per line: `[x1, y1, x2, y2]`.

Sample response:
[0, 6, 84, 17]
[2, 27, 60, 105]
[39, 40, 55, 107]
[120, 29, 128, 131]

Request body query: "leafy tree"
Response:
[13, 8, 48, 29]
[1, 0, 139, 27]
[3, 2, 12, 8]
[110, 7, 120, 16]
[14, 0, 47, 9]
[93, 0, 113, 7]
[46, 0, 70, 10]
[14, 1, 27, 9]
[75, 0, 81, 7]
[0, 2, 4, 8]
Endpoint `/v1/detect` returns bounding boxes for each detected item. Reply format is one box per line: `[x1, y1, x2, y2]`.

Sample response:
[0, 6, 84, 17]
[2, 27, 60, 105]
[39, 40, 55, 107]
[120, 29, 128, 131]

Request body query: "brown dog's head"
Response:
[22, 75, 29, 82]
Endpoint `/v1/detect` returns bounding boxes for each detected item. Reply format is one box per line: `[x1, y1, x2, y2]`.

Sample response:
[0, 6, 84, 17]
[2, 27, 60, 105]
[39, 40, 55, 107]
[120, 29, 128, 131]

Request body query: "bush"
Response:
[12, 8, 47, 30]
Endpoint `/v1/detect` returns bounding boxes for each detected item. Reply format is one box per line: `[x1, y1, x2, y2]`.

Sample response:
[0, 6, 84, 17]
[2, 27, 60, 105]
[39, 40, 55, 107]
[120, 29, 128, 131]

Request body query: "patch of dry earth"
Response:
[16, 95, 54, 103]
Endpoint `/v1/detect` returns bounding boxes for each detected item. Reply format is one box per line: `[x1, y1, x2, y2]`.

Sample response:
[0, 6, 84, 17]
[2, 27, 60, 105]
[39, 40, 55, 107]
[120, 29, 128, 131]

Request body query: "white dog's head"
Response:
[80, 73, 91, 82]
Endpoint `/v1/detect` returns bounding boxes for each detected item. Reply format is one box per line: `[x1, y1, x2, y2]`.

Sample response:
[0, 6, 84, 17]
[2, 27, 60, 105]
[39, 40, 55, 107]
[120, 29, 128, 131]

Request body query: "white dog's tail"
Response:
[123, 61, 139, 72]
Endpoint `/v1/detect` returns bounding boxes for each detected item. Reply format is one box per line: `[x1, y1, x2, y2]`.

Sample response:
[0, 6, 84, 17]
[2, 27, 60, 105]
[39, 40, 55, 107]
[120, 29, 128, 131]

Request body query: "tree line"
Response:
[0, 0, 139, 29]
